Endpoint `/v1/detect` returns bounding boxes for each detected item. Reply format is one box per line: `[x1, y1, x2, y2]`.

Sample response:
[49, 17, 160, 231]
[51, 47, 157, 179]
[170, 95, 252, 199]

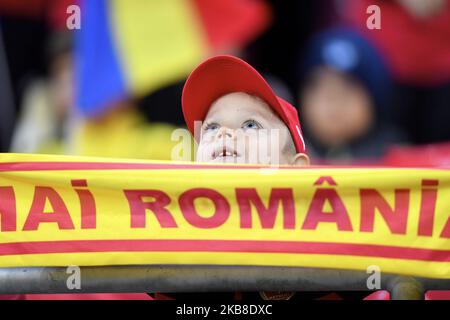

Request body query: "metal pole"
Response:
[0, 265, 449, 298]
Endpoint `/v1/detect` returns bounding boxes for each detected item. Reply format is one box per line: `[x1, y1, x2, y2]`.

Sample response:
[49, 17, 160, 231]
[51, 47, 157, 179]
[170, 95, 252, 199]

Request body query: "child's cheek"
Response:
[201, 131, 216, 143]
[196, 141, 211, 162]
[244, 133, 269, 164]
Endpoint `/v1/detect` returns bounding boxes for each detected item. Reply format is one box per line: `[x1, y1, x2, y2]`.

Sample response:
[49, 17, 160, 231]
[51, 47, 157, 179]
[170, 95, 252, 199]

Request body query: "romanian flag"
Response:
[75, 0, 271, 117]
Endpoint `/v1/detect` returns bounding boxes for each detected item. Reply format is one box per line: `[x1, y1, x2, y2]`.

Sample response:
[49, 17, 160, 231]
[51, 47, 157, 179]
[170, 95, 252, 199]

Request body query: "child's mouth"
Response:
[212, 146, 239, 160]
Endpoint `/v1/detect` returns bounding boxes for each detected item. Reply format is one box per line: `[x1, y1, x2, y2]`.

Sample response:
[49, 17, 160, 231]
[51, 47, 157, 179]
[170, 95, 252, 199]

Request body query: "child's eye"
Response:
[242, 120, 262, 130]
[204, 122, 220, 131]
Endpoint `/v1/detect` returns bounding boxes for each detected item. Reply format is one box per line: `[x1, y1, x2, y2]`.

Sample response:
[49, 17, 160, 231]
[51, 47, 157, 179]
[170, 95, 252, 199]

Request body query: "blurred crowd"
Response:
[1, 0, 450, 166]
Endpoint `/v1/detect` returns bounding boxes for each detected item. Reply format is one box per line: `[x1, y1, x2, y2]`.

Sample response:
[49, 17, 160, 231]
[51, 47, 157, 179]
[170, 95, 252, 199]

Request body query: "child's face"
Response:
[301, 67, 374, 148]
[196, 92, 308, 165]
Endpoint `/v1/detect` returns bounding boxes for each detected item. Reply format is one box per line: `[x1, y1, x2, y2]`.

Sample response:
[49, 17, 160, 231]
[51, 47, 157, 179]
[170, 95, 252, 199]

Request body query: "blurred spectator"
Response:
[343, 0, 450, 144]
[0, 0, 75, 151]
[10, 31, 75, 154]
[298, 28, 406, 164]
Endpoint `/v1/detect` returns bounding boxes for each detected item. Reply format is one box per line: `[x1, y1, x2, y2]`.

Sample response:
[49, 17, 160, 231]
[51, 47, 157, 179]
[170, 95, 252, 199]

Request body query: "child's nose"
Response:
[216, 127, 235, 139]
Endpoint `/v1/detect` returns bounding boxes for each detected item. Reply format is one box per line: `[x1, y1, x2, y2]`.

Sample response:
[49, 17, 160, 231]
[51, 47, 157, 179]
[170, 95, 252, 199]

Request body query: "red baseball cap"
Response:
[182, 55, 306, 153]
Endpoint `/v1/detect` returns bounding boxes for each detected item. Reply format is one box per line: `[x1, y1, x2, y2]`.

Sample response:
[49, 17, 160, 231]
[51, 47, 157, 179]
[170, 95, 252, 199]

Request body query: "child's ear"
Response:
[292, 153, 310, 166]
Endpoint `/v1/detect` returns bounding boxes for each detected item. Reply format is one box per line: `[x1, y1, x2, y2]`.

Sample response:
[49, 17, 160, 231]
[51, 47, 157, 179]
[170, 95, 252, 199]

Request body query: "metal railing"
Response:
[1, 265, 449, 300]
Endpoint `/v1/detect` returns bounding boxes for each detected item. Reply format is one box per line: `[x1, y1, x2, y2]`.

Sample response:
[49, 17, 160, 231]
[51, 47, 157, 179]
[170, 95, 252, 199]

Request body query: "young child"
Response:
[298, 28, 405, 164]
[151, 55, 310, 301]
[182, 55, 309, 167]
